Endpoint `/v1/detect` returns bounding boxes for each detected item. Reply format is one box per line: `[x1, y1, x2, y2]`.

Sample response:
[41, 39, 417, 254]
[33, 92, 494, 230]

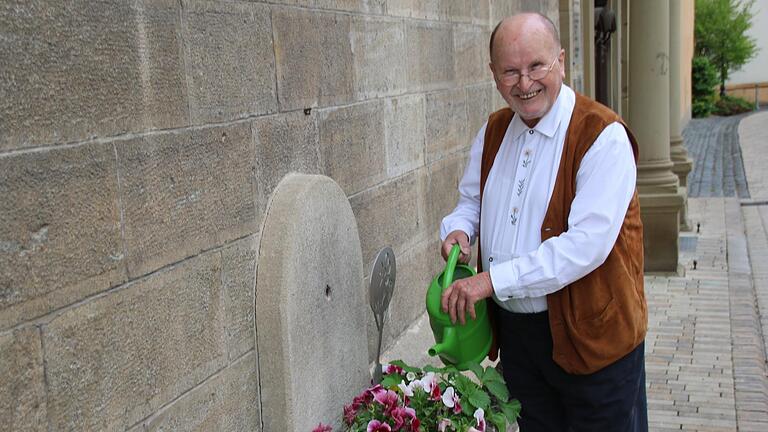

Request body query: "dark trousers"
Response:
[497, 309, 647, 432]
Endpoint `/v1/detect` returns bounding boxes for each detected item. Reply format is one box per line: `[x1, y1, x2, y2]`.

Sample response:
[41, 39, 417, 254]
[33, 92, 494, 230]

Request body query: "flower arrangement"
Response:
[313, 360, 520, 432]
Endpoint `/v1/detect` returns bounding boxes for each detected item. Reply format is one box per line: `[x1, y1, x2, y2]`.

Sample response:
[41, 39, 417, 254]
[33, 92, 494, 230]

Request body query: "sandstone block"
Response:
[521, 0, 560, 26]
[384, 95, 426, 178]
[425, 88, 469, 162]
[221, 236, 258, 362]
[491, 0, 522, 24]
[467, 83, 496, 138]
[318, 101, 387, 195]
[144, 352, 259, 432]
[273, 8, 354, 111]
[182, 1, 277, 124]
[252, 111, 321, 200]
[387, 0, 440, 19]
[350, 170, 426, 269]
[406, 21, 454, 91]
[0, 144, 126, 329]
[0, 0, 187, 150]
[440, 0, 473, 22]
[0, 327, 46, 432]
[425, 154, 465, 235]
[455, 24, 492, 85]
[351, 16, 407, 100]
[473, 0, 492, 26]
[43, 252, 227, 431]
[311, 0, 386, 14]
[118, 122, 257, 277]
[256, 174, 369, 432]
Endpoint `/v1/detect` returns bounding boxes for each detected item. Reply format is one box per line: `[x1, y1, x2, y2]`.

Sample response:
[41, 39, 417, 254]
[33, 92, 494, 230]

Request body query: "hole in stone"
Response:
[325, 284, 332, 299]
[221, 132, 227, 143]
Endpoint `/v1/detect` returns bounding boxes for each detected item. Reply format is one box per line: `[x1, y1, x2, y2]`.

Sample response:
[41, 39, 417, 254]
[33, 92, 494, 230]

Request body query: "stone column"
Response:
[669, 0, 694, 231]
[628, 0, 684, 272]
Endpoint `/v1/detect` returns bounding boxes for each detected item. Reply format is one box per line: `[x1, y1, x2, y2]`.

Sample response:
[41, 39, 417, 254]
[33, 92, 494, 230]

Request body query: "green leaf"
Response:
[380, 373, 402, 389]
[485, 380, 509, 403]
[422, 365, 445, 373]
[452, 373, 476, 396]
[481, 365, 505, 384]
[500, 399, 522, 423]
[466, 387, 491, 411]
[466, 362, 484, 382]
[488, 412, 508, 432]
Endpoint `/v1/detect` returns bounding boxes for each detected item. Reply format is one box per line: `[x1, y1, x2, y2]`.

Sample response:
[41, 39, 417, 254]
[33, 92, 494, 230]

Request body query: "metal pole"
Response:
[756, 84, 760, 110]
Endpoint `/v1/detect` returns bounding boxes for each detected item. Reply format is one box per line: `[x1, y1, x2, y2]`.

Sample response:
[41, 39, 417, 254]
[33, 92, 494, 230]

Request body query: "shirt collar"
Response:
[509, 84, 570, 141]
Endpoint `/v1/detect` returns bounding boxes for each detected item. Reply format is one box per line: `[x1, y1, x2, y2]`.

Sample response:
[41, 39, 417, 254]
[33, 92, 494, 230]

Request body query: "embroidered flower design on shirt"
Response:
[516, 179, 525, 196]
[510, 207, 519, 225]
[522, 149, 532, 168]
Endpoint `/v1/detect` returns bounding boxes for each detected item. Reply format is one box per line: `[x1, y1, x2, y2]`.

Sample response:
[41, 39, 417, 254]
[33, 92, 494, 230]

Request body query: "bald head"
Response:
[489, 13, 560, 62]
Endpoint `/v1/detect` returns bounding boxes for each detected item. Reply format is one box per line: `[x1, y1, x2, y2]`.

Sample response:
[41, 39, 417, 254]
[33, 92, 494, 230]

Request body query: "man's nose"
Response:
[517, 74, 534, 92]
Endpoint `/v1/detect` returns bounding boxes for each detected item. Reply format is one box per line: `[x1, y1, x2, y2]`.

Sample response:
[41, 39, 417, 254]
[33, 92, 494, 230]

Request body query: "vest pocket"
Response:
[572, 286, 614, 323]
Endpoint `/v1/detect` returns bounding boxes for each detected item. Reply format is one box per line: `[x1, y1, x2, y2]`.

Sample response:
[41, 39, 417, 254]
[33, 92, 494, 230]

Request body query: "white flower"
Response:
[420, 372, 437, 393]
[469, 407, 486, 432]
[441, 386, 458, 408]
[406, 371, 417, 381]
[398, 380, 413, 397]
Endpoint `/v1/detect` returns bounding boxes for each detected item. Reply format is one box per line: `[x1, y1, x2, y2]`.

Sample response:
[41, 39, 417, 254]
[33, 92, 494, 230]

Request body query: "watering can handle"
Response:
[442, 244, 461, 291]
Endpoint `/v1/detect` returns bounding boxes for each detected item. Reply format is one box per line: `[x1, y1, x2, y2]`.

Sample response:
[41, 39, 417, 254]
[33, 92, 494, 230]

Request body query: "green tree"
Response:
[695, 0, 758, 96]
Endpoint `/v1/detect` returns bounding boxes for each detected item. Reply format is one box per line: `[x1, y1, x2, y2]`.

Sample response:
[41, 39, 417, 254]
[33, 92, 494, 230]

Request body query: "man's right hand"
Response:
[441, 230, 471, 264]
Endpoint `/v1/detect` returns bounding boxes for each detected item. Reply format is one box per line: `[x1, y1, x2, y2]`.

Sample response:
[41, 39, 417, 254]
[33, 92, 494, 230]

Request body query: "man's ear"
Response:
[558, 49, 566, 79]
[488, 62, 496, 80]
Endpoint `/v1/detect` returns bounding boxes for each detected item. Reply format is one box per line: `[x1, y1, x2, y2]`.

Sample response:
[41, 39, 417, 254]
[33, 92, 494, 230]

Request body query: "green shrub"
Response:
[692, 56, 719, 117]
[714, 94, 754, 116]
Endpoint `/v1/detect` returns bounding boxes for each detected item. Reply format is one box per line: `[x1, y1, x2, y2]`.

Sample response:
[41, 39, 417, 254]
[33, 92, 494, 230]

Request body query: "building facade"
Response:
[0, 1, 692, 430]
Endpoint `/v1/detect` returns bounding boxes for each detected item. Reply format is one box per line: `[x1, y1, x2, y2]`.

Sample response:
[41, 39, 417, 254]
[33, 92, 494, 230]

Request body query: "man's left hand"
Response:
[441, 272, 494, 325]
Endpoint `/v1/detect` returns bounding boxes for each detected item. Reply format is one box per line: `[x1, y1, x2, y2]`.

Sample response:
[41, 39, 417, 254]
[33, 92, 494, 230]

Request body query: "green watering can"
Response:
[426, 244, 492, 370]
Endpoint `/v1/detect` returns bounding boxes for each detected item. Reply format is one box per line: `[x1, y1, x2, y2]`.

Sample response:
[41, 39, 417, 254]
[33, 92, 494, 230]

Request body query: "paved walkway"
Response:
[384, 111, 768, 431]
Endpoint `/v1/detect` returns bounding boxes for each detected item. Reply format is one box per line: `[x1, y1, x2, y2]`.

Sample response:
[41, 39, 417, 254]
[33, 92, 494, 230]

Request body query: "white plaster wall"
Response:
[727, 0, 768, 85]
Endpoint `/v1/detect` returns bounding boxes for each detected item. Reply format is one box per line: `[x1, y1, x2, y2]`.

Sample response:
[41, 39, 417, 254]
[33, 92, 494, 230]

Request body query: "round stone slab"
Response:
[256, 174, 369, 432]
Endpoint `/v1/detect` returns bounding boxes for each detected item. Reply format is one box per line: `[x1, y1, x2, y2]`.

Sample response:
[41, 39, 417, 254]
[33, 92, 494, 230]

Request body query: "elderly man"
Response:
[439, 12, 647, 432]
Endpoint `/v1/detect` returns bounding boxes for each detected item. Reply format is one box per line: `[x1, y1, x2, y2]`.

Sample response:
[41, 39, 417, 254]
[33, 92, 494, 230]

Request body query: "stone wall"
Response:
[0, 1, 558, 430]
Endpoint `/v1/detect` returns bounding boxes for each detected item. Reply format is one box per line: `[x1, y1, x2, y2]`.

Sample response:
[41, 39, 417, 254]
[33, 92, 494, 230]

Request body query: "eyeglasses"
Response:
[498, 55, 559, 86]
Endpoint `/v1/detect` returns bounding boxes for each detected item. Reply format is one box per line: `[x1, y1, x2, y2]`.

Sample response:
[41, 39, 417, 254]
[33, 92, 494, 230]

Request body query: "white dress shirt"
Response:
[440, 85, 637, 313]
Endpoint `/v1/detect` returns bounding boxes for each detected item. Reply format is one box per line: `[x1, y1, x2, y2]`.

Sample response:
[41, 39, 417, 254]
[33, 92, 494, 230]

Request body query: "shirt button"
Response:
[489, 257, 493, 262]
[528, 129, 534, 135]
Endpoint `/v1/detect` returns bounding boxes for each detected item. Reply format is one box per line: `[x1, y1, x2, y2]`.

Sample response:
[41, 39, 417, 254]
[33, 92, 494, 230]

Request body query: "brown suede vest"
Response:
[478, 93, 647, 374]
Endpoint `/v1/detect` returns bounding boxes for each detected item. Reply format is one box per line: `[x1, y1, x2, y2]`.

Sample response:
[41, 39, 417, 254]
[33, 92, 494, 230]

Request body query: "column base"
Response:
[639, 192, 684, 272]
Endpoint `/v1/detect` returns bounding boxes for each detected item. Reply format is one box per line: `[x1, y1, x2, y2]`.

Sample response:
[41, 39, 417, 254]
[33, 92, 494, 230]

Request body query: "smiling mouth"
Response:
[517, 89, 542, 100]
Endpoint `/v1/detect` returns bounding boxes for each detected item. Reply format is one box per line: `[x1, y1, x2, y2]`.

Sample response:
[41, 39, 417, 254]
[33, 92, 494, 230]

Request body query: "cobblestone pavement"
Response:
[646, 110, 768, 431]
[683, 114, 751, 198]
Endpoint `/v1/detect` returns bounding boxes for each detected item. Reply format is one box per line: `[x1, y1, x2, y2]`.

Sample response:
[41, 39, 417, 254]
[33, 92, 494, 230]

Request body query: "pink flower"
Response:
[390, 406, 417, 431]
[430, 383, 442, 401]
[368, 384, 386, 398]
[343, 404, 357, 425]
[367, 420, 392, 432]
[312, 423, 333, 432]
[384, 363, 404, 375]
[373, 389, 399, 416]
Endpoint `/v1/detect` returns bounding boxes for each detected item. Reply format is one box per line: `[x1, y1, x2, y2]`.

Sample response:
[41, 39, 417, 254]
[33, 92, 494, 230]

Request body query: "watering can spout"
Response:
[428, 327, 456, 358]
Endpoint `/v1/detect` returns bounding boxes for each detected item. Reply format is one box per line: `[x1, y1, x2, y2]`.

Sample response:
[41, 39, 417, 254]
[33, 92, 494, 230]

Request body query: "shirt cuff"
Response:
[488, 259, 520, 301]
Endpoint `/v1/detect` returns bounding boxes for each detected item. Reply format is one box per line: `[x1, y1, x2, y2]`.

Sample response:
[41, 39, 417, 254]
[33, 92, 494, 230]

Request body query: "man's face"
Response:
[489, 24, 565, 127]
